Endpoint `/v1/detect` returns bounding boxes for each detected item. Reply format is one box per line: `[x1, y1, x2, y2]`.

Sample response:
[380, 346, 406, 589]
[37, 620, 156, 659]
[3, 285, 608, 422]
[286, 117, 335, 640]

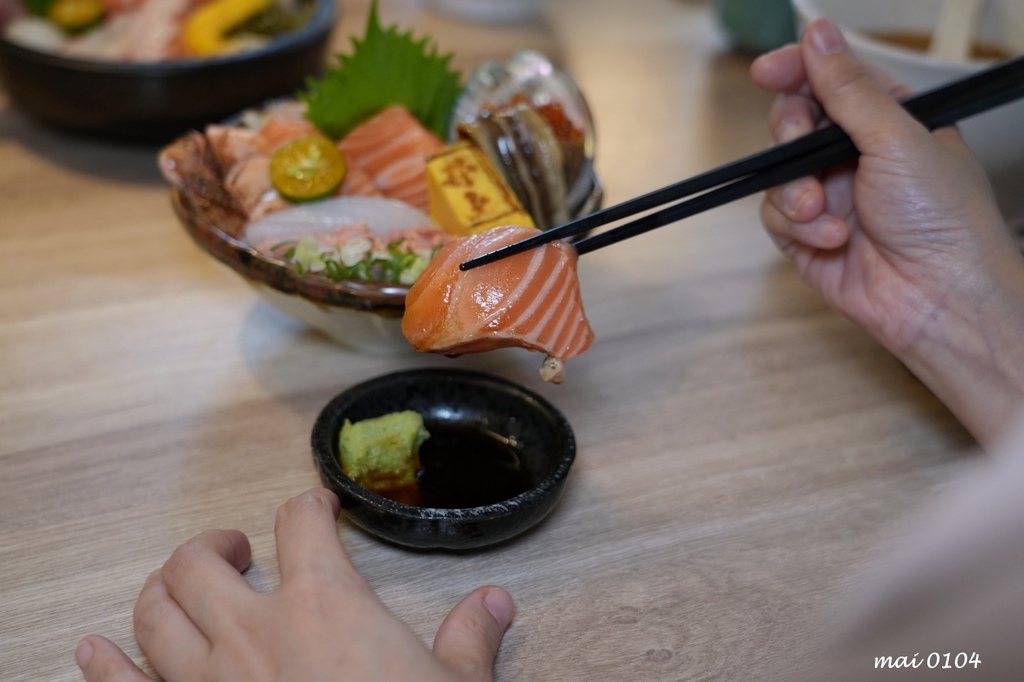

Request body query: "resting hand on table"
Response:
[76, 488, 514, 682]
[751, 19, 1024, 445]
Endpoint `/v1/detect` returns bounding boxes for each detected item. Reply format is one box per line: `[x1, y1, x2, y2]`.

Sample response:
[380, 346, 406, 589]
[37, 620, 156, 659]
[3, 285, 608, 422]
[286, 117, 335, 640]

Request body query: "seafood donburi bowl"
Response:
[161, 7, 601, 353]
[0, 0, 336, 143]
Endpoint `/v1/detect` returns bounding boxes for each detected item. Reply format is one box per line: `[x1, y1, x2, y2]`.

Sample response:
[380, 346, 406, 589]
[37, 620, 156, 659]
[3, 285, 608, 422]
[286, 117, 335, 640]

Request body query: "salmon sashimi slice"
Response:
[336, 157, 384, 198]
[255, 116, 322, 154]
[402, 224, 594, 383]
[371, 154, 433, 210]
[339, 105, 444, 212]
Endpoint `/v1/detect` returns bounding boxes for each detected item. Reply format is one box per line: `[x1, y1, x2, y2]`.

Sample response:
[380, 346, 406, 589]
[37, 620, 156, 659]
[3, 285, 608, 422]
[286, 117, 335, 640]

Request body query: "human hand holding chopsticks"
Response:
[456, 18, 1024, 443]
[460, 40, 1024, 272]
[753, 19, 1024, 446]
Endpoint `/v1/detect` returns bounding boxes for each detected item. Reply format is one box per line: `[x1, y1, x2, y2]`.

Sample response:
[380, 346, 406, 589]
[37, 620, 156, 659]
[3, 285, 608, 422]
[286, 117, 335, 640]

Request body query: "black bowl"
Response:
[311, 368, 576, 550]
[0, 0, 336, 143]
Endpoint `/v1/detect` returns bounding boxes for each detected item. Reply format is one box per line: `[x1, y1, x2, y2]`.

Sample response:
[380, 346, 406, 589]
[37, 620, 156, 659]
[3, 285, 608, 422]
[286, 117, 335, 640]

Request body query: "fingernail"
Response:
[75, 638, 94, 669]
[810, 19, 846, 55]
[777, 118, 808, 144]
[782, 182, 809, 215]
[483, 588, 514, 629]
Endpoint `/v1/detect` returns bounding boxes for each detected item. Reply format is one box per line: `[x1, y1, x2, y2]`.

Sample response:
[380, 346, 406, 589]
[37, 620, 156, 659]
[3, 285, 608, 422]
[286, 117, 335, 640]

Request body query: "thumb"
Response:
[800, 18, 925, 155]
[76, 635, 153, 682]
[432, 586, 514, 682]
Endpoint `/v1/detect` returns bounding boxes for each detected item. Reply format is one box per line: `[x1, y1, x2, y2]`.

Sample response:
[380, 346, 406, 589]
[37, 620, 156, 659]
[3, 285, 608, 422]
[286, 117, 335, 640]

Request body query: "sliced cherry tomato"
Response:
[48, 0, 105, 34]
[270, 135, 347, 203]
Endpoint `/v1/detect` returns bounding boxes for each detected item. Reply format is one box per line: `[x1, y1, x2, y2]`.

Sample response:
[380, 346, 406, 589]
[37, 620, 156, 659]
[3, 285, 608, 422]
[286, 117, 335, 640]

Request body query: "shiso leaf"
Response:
[300, 0, 462, 140]
[26, 0, 55, 16]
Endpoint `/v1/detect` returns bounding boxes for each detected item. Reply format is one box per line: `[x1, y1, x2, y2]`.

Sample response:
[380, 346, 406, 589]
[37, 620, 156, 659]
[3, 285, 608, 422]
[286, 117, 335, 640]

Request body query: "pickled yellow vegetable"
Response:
[48, 0, 105, 34]
[182, 0, 273, 57]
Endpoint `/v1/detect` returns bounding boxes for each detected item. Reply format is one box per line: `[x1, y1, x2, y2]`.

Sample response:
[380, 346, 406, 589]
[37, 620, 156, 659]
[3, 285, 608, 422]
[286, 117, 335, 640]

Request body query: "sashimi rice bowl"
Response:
[161, 4, 601, 352]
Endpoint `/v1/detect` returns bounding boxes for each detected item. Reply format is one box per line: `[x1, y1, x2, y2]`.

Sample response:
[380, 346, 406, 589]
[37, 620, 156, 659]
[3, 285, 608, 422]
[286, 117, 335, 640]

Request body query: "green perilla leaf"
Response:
[300, 0, 462, 140]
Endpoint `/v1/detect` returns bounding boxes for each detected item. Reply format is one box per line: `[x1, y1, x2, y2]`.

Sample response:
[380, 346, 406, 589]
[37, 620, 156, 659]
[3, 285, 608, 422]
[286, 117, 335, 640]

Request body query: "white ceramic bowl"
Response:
[433, 0, 540, 25]
[790, 0, 1024, 220]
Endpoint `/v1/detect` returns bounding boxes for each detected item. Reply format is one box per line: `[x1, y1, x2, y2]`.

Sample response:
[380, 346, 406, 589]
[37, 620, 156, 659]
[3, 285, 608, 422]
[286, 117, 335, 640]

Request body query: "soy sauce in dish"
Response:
[376, 423, 535, 508]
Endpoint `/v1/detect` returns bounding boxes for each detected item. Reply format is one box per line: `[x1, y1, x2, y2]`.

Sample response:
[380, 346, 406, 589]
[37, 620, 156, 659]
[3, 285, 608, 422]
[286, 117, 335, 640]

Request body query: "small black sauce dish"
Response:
[0, 0, 335, 143]
[311, 368, 576, 550]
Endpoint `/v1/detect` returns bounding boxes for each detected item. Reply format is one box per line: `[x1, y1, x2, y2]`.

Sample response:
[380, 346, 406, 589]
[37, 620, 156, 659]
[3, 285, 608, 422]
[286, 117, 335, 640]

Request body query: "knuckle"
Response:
[829, 67, 867, 104]
[768, 94, 789, 128]
[163, 536, 207, 579]
[140, 567, 162, 591]
[133, 586, 169, 637]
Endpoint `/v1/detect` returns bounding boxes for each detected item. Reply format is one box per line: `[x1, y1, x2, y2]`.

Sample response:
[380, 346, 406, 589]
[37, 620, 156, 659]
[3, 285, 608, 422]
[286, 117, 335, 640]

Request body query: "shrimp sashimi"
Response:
[200, 106, 318, 222]
[158, 129, 248, 237]
[160, 102, 444, 233]
[224, 154, 290, 221]
[339, 105, 445, 212]
[205, 124, 260, 171]
[402, 224, 594, 383]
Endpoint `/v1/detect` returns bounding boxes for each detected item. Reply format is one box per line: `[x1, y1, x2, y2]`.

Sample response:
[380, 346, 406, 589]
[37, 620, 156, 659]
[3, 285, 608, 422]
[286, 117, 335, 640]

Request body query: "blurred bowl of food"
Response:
[310, 368, 577, 550]
[0, 0, 336, 143]
[790, 0, 1024, 220]
[161, 8, 601, 354]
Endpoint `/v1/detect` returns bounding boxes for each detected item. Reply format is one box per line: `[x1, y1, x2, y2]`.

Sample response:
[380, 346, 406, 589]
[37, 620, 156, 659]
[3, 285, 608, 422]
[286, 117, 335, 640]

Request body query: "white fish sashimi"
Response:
[241, 197, 439, 246]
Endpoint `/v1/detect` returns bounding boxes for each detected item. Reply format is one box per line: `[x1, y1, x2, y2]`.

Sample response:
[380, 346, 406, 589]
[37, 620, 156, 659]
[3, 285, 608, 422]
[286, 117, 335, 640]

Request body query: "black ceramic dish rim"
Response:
[0, 0, 335, 74]
[310, 368, 577, 522]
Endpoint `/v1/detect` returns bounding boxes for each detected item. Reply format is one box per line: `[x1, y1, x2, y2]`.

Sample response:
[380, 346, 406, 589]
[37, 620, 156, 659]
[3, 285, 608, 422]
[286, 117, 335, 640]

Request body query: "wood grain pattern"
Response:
[0, 1, 977, 680]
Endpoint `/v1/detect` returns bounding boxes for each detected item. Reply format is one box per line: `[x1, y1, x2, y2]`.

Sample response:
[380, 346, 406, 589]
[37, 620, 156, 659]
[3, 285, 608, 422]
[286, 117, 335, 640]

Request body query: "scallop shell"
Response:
[450, 50, 600, 227]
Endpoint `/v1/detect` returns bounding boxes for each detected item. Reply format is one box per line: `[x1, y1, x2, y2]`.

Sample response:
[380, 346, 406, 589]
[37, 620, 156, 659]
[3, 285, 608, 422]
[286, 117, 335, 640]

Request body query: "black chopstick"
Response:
[460, 53, 1024, 270]
[576, 72, 1024, 255]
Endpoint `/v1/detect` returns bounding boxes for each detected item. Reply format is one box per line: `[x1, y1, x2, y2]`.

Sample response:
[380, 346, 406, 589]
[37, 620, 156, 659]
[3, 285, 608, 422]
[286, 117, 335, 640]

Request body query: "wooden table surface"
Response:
[1, 1, 980, 680]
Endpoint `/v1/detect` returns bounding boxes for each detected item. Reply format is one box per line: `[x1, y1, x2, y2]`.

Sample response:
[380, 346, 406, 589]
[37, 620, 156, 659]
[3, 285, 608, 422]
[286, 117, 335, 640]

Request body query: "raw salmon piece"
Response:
[255, 116, 322, 154]
[339, 106, 444, 212]
[402, 224, 593, 383]
[336, 156, 384, 198]
[373, 155, 433, 210]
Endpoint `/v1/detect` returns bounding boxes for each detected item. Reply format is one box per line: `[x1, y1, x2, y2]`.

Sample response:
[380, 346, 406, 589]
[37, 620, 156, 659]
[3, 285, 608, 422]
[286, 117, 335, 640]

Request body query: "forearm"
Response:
[897, 243, 1024, 447]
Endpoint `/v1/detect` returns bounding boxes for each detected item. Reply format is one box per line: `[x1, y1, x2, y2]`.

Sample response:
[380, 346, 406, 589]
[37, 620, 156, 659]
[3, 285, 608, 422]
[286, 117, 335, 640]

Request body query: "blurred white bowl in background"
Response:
[433, 0, 540, 24]
[790, 0, 1024, 221]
